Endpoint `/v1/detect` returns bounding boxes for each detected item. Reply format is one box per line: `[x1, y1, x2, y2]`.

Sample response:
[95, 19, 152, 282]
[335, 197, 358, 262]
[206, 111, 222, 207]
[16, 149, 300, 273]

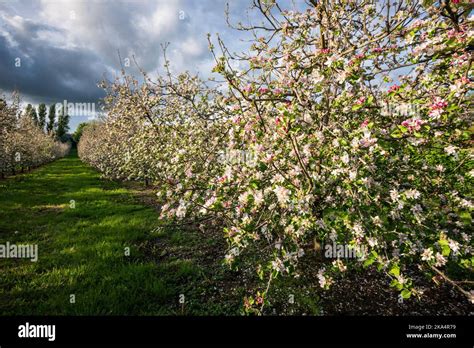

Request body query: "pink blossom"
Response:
[360, 119, 369, 128]
[410, 19, 425, 29]
[235, 205, 242, 214]
[448, 29, 458, 39]
[258, 87, 269, 94]
[355, 97, 366, 105]
[451, 53, 469, 66]
[388, 85, 400, 93]
[401, 118, 425, 132]
[244, 121, 253, 132]
[264, 154, 274, 163]
[243, 84, 253, 93]
[359, 130, 377, 148]
[431, 97, 448, 109]
[359, 137, 377, 148]
[447, 28, 466, 42]
[428, 97, 448, 119]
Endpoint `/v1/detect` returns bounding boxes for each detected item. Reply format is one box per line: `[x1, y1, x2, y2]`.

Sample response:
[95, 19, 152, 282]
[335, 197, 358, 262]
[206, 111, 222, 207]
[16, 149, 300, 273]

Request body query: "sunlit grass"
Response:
[0, 150, 187, 315]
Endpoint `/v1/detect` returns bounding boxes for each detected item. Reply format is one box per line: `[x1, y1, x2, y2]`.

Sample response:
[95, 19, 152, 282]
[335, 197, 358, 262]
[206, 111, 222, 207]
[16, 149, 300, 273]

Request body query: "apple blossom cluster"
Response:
[79, 0, 473, 310]
[79, 66, 231, 221]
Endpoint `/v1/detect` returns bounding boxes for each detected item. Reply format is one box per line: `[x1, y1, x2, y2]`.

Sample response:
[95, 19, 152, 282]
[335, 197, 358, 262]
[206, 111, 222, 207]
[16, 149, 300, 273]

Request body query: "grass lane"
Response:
[0, 150, 186, 315]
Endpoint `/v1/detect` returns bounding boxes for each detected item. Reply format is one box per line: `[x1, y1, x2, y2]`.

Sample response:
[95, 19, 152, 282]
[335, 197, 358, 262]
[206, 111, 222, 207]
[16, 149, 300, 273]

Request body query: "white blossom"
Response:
[444, 145, 457, 156]
[434, 252, 447, 267]
[273, 185, 290, 205]
[421, 248, 434, 261]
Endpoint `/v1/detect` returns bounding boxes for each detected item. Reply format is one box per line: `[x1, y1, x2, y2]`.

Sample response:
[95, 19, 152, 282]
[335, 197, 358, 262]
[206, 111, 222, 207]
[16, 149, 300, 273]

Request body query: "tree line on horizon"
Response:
[23, 103, 70, 141]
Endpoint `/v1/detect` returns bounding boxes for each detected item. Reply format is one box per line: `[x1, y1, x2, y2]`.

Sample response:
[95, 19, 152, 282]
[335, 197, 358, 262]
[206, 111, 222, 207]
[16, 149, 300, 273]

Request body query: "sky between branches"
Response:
[1, 0, 285, 130]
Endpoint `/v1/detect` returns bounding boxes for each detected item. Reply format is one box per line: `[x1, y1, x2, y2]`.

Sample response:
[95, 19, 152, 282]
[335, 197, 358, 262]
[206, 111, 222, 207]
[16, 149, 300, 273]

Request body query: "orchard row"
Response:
[79, 1, 473, 311]
[0, 97, 70, 178]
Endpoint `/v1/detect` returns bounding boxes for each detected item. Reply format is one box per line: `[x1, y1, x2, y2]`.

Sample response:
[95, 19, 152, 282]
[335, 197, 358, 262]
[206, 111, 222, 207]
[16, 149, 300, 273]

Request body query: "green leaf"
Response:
[363, 250, 378, 268]
[447, 104, 459, 112]
[249, 181, 259, 189]
[391, 129, 403, 138]
[389, 264, 400, 277]
[438, 239, 451, 257]
[398, 125, 408, 133]
[401, 289, 412, 299]
[363, 258, 375, 268]
[390, 279, 403, 291]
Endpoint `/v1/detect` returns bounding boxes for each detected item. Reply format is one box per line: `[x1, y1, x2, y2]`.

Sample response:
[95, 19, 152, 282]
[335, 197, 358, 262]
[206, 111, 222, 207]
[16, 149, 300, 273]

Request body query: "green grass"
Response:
[0, 150, 200, 315]
[0, 150, 323, 316]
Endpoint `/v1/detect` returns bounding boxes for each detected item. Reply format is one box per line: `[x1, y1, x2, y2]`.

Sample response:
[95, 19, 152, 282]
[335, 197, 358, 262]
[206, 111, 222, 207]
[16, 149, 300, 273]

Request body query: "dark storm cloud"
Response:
[0, 12, 107, 104]
[0, 32, 106, 104]
[0, 0, 265, 109]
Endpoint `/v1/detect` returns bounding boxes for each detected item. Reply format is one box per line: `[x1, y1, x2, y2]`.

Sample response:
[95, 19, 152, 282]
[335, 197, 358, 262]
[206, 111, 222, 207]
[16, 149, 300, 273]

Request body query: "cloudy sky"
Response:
[0, 0, 268, 130]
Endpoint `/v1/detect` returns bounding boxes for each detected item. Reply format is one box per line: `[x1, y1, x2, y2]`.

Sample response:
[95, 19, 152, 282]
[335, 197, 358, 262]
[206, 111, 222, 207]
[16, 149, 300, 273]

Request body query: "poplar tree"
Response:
[46, 104, 56, 134]
[37, 103, 47, 132]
